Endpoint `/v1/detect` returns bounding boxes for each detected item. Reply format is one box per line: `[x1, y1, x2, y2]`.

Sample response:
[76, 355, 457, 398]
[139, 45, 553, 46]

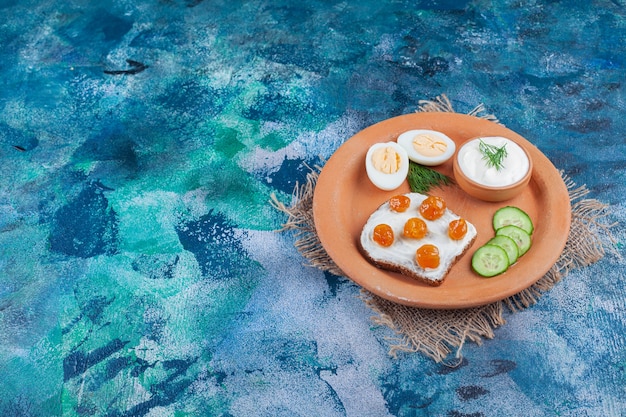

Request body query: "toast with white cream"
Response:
[359, 193, 477, 286]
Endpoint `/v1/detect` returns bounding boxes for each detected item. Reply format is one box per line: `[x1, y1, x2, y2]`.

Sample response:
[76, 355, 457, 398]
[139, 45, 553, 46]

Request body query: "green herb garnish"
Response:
[479, 139, 508, 170]
[407, 161, 453, 194]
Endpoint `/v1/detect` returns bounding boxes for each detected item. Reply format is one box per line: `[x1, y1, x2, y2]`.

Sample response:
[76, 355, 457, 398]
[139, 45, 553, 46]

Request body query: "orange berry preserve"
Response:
[419, 196, 446, 220]
[373, 224, 394, 247]
[388, 195, 411, 212]
[416, 244, 440, 269]
[403, 217, 428, 239]
[448, 218, 468, 240]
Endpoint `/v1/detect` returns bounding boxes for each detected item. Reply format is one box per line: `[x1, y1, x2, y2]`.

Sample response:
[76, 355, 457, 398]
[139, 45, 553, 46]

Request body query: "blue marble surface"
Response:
[0, 0, 625, 416]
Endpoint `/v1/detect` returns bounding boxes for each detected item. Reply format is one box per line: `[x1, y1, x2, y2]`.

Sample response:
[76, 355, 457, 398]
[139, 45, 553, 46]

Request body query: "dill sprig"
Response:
[479, 139, 508, 170]
[406, 162, 453, 194]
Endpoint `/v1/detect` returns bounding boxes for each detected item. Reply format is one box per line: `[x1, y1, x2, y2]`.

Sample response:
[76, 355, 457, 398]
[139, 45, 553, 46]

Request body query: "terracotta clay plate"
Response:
[313, 113, 571, 309]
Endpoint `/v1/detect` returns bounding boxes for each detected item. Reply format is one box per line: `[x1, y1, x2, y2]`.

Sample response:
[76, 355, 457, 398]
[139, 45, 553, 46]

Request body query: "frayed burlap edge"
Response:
[269, 95, 620, 363]
[270, 164, 345, 277]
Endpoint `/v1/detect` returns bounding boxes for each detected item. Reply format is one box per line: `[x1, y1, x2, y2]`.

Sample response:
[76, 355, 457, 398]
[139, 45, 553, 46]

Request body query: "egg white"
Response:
[365, 141, 409, 191]
[397, 129, 456, 166]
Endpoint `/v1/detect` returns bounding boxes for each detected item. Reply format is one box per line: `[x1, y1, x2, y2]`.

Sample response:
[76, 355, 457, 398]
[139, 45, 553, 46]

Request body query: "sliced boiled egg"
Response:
[365, 141, 409, 191]
[397, 129, 456, 166]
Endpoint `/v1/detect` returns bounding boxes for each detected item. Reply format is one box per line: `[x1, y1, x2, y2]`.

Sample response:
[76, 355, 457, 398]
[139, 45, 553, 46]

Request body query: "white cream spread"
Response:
[456, 136, 529, 187]
[360, 193, 477, 283]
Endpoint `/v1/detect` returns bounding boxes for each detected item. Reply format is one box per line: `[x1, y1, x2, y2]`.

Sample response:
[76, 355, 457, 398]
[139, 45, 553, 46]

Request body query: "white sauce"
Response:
[456, 136, 530, 187]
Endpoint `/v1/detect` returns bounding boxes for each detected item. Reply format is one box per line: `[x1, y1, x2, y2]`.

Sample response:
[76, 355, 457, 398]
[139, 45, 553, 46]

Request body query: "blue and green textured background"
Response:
[1, 0, 625, 416]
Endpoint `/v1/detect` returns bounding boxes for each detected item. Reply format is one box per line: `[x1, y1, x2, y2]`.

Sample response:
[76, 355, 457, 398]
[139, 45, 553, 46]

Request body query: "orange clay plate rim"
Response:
[312, 113, 571, 309]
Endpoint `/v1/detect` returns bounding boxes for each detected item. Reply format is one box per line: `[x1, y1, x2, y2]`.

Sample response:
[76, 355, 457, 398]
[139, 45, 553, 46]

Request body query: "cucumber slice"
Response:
[496, 225, 532, 256]
[472, 244, 510, 277]
[493, 206, 534, 235]
[487, 235, 520, 265]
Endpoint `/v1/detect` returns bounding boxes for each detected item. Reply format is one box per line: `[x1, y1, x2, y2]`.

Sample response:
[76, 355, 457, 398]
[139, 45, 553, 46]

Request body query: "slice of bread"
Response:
[359, 193, 477, 286]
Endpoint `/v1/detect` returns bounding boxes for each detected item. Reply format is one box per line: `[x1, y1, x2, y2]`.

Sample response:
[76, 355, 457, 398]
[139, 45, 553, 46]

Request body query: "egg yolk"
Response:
[412, 134, 448, 157]
[371, 146, 402, 174]
[419, 196, 447, 220]
[403, 218, 428, 239]
[389, 195, 411, 212]
[448, 218, 468, 240]
[373, 224, 394, 247]
[416, 244, 440, 269]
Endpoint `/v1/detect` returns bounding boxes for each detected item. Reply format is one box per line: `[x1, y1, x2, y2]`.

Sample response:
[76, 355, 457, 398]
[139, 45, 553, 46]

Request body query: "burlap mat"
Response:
[270, 95, 619, 363]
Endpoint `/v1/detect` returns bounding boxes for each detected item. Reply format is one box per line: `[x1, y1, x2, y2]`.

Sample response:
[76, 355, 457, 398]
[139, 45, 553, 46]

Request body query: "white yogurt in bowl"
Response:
[453, 136, 533, 202]
[456, 136, 530, 187]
